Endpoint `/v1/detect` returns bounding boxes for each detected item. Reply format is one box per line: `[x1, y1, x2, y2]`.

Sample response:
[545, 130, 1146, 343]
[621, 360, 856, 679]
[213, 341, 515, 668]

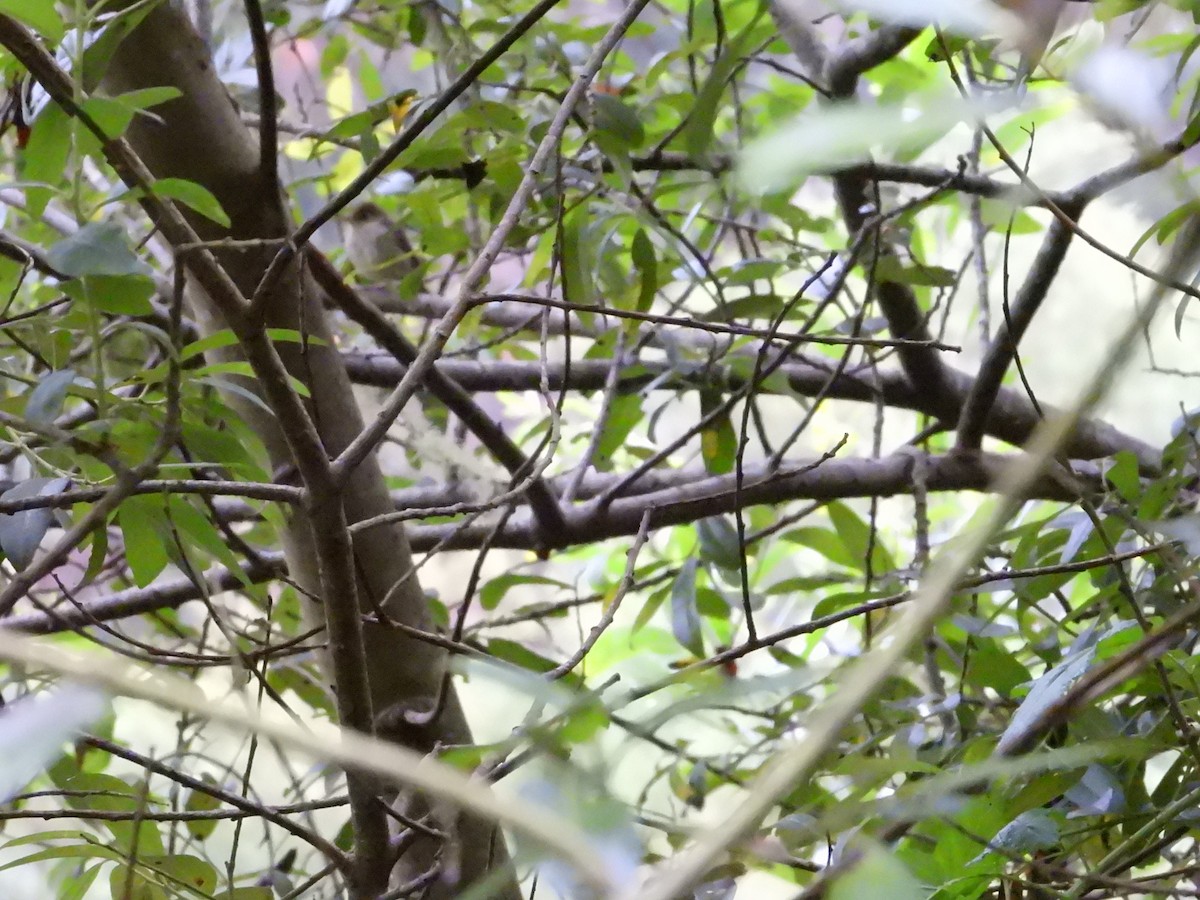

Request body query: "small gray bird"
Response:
[342, 201, 419, 282]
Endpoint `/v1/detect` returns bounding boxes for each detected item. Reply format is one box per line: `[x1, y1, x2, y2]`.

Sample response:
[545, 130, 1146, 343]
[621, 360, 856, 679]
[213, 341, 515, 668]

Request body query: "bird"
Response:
[341, 201, 420, 283]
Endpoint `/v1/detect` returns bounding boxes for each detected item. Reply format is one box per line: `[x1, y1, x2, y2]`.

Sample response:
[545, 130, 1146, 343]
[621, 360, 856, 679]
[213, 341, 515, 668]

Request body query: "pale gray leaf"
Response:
[0, 476, 71, 570]
[45, 222, 151, 278]
[998, 644, 1095, 753]
[670, 557, 704, 657]
[0, 685, 108, 803]
[24, 369, 75, 424]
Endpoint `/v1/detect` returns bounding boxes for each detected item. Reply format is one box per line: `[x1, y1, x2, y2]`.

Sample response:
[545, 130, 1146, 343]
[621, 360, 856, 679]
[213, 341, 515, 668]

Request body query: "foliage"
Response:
[0, 0, 1196, 898]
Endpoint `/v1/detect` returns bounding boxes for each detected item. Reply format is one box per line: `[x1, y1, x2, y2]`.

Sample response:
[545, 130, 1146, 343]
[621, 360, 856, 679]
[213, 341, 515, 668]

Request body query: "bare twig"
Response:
[331, 0, 656, 484]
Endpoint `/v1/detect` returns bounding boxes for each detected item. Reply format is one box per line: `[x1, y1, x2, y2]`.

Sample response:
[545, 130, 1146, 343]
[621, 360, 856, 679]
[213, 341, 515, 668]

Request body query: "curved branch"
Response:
[825, 25, 922, 96]
[815, 23, 962, 420]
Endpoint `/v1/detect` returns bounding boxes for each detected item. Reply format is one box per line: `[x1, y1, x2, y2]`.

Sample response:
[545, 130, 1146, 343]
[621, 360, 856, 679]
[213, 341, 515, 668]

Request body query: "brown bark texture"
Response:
[94, 3, 521, 897]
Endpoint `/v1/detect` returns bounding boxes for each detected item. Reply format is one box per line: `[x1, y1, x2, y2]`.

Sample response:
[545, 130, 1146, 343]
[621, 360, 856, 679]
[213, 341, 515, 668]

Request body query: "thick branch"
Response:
[810, 24, 963, 420]
[50, 2, 518, 892]
[342, 351, 1159, 469]
[2, 450, 1107, 637]
[826, 25, 923, 96]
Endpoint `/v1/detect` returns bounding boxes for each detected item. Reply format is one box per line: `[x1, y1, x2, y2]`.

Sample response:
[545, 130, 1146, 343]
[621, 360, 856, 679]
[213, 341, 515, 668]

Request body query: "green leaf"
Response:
[0, 0, 65, 41]
[24, 369, 75, 423]
[696, 516, 743, 571]
[228, 889, 272, 900]
[46, 222, 152, 278]
[460, 99, 524, 134]
[325, 89, 417, 141]
[592, 93, 645, 149]
[143, 854, 219, 893]
[810, 589, 889, 621]
[558, 700, 610, 744]
[62, 274, 156, 315]
[149, 178, 231, 227]
[78, 4, 161, 90]
[781, 526, 857, 569]
[0, 843, 125, 874]
[582, 625, 678, 674]
[83, 523, 109, 586]
[116, 87, 185, 111]
[628, 227, 657, 314]
[180, 419, 270, 482]
[119, 496, 172, 587]
[702, 293, 799, 322]
[183, 776, 221, 841]
[739, 93, 1002, 193]
[593, 394, 643, 471]
[670, 558, 705, 657]
[720, 259, 787, 286]
[21, 102, 71, 218]
[683, 14, 763, 158]
[1104, 450, 1141, 502]
[699, 388, 736, 475]
[871, 256, 958, 287]
[166, 496, 251, 588]
[108, 865, 166, 900]
[632, 584, 669, 633]
[829, 841, 926, 900]
[484, 638, 558, 674]
[963, 639, 1030, 695]
[979, 198, 1044, 235]
[765, 573, 854, 595]
[480, 573, 567, 610]
[561, 205, 596, 308]
[827, 501, 896, 575]
[54, 772, 164, 856]
[76, 91, 177, 145]
[58, 863, 102, 900]
[334, 818, 354, 852]
[925, 33, 970, 62]
[178, 327, 325, 364]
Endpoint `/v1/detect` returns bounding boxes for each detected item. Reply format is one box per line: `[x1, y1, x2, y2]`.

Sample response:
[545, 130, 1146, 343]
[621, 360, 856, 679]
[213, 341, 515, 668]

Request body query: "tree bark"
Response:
[94, 4, 520, 896]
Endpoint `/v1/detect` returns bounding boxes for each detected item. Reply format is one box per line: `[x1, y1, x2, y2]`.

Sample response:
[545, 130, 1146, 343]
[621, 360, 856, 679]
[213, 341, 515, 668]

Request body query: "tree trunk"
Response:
[95, 4, 521, 896]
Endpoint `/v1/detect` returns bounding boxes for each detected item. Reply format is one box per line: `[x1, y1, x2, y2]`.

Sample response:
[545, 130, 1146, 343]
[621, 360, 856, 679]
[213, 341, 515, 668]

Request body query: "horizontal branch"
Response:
[0, 479, 301, 515]
[629, 136, 1192, 211]
[502, 449, 1091, 550]
[6, 450, 1103, 635]
[7, 552, 286, 634]
[342, 351, 1159, 469]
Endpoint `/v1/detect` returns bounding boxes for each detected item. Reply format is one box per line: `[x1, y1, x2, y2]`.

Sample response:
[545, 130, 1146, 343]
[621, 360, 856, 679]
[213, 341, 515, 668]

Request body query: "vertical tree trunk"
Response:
[94, 4, 521, 896]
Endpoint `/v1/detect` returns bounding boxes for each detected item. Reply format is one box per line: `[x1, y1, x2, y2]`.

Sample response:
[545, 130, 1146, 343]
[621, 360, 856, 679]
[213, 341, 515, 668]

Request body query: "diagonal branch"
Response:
[242, 0, 277, 187]
[0, 12, 393, 891]
[817, 24, 963, 420]
[330, 0, 656, 486]
[957, 202, 1084, 449]
[825, 25, 923, 96]
[309, 249, 568, 543]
